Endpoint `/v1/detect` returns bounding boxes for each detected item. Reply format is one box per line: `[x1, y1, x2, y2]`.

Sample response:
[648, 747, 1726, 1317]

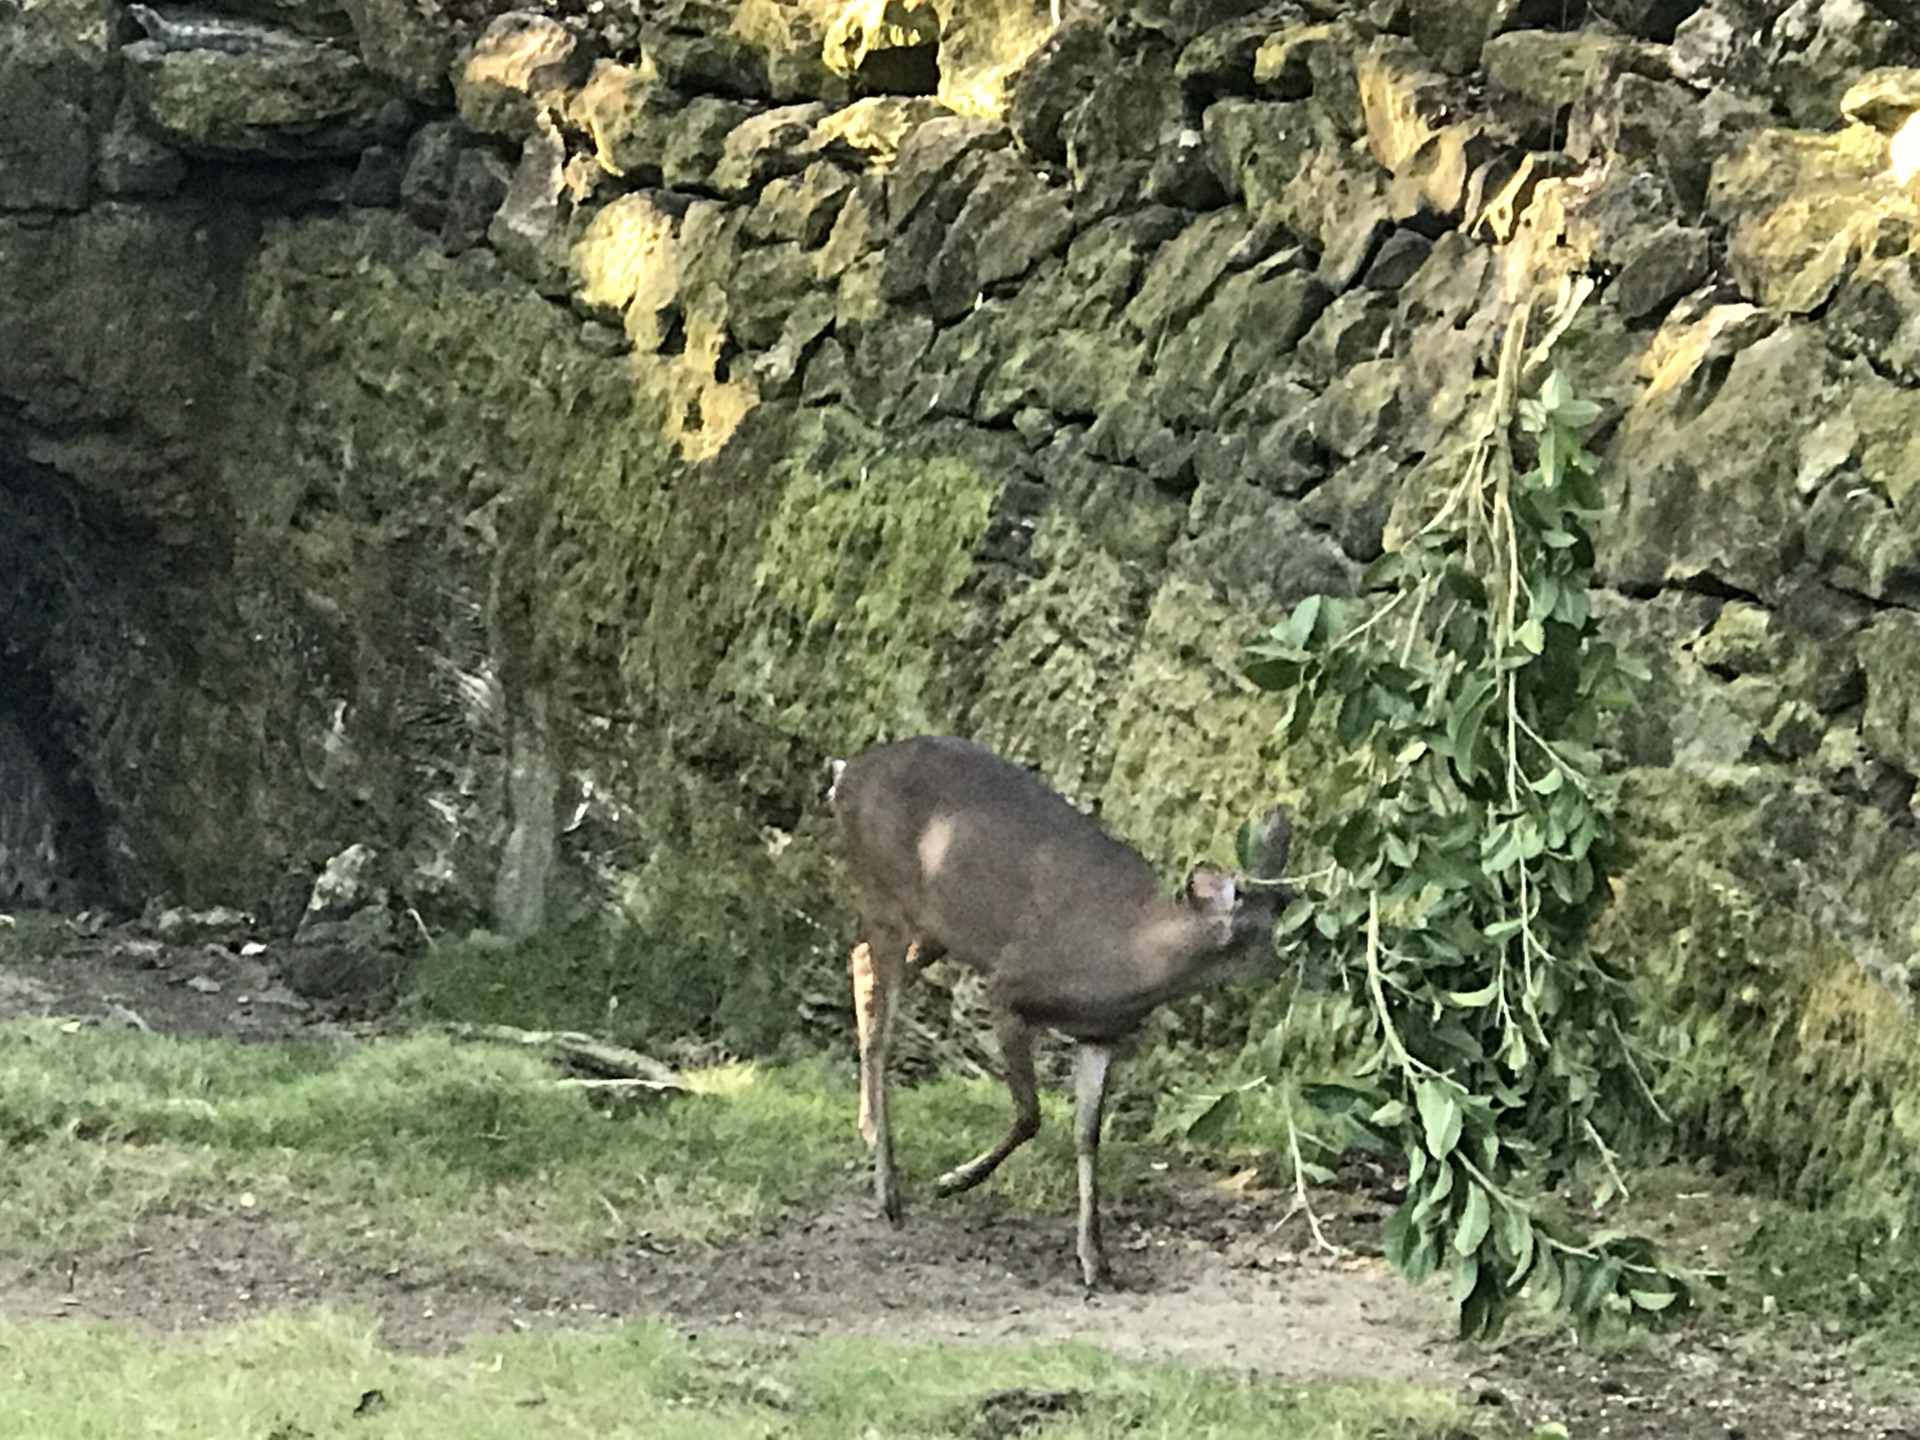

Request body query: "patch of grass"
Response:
[405, 922, 834, 1059]
[0, 1309, 1472, 1440]
[0, 912, 76, 963]
[0, 1022, 1206, 1268]
[0, 1021, 860, 1263]
[1738, 1205, 1920, 1373]
[404, 928, 662, 1048]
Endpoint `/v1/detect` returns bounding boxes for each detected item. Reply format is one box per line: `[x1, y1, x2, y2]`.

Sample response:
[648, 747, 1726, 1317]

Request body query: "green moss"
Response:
[718, 418, 1003, 747]
[1609, 805, 1920, 1226]
[1100, 577, 1306, 870]
[964, 455, 1177, 800]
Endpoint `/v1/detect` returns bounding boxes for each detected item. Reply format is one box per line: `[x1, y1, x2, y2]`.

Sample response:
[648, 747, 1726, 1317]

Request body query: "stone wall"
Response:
[4, 0, 1920, 1204]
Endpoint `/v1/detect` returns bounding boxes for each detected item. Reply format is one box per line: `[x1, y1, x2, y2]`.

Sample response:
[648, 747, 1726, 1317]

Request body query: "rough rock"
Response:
[1585, 0, 1706, 40]
[1841, 66, 1920, 132]
[1609, 223, 1710, 323]
[1710, 123, 1910, 315]
[1606, 321, 1835, 598]
[342, 0, 457, 102]
[1202, 99, 1318, 215]
[822, 0, 940, 95]
[572, 60, 750, 189]
[1174, 6, 1287, 101]
[452, 11, 589, 140]
[1007, 17, 1107, 163]
[712, 102, 831, 195]
[1482, 29, 1641, 124]
[488, 112, 579, 292]
[124, 37, 407, 157]
[0, 44, 99, 210]
[1770, 0, 1910, 131]
[745, 161, 855, 247]
[95, 91, 187, 197]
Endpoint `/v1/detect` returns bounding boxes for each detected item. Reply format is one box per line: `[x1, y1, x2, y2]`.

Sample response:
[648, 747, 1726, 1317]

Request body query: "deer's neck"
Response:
[1125, 905, 1233, 1006]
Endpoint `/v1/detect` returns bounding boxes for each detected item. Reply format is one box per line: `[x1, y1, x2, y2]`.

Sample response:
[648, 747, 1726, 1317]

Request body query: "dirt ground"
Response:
[2, 920, 1917, 1440]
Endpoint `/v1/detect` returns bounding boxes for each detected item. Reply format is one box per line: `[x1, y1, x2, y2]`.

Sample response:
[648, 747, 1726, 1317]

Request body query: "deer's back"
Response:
[833, 737, 1197, 1039]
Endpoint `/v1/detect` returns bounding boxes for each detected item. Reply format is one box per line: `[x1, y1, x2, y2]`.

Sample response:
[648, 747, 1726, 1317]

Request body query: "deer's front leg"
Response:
[1072, 1042, 1116, 1288]
[933, 1009, 1039, 1196]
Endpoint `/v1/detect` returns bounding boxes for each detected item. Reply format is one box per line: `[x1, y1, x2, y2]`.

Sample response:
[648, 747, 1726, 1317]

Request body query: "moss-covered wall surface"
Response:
[6, 0, 1920, 1209]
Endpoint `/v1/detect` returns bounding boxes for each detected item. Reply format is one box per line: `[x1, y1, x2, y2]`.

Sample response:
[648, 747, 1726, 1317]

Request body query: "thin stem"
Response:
[1365, 895, 1430, 1078]
[1279, 1110, 1342, 1255]
[1581, 1115, 1631, 1206]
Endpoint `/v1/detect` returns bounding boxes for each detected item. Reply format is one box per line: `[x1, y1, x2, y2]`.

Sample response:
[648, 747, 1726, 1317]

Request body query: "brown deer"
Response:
[828, 735, 1292, 1287]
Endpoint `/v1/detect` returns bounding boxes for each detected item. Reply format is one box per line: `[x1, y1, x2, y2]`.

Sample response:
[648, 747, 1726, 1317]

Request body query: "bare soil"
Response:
[2, 922, 1917, 1440]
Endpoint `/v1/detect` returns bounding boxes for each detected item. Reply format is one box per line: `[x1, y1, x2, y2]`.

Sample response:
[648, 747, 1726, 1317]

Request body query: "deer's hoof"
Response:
[932, 1162, 991, 1197]
[1077, 1249, 1111, 1290]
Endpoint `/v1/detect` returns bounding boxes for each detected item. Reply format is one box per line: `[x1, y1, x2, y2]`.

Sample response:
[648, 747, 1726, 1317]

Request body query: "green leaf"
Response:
[1368, 1098, 1414, 1127]
[1500, 1203, 1536, 1286]
[1499, 1029, 1532, 1073]
[1244, 655, 1302, 692]
[1411, 1153, 1455, 1220]
[1238, 363, 1673, 1336]
[1332, 811, 1380, 870]
[1458, 1281, 1502, 1341]
[1381, 1201, 1417, 1273]
[1454, 1183, 1492, 1255]
[1285, 689, 1317, 744]
[1445, 976, 1502, 1006]
[1416, 1080, 1463, 1158]
[1278, 594, 1322, 648]
[1180, 1090, 1241, 1142]
[1482, 822, 1524, 872]
[1404, 1222, 1443, 1283]
[1337, 685, 1375, 742]
[1449, 1250, 1481, 1303]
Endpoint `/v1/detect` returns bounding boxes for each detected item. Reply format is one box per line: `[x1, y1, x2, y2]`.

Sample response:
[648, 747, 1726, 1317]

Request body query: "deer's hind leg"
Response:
[853, 929, 913, 1224]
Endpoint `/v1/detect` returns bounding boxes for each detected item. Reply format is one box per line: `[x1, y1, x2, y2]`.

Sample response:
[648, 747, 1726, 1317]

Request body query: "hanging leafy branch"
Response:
[1246, 301, 1687, 1339]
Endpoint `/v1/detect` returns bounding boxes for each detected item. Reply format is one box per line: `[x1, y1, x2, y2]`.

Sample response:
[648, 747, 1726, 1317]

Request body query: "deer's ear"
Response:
[1237, 809, 1291, 876]
[1183, 867, 1238, 915]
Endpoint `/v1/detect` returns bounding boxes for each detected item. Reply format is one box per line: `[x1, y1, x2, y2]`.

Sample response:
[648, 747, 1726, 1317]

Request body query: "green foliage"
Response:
[1246, 319, 1685, 1338]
